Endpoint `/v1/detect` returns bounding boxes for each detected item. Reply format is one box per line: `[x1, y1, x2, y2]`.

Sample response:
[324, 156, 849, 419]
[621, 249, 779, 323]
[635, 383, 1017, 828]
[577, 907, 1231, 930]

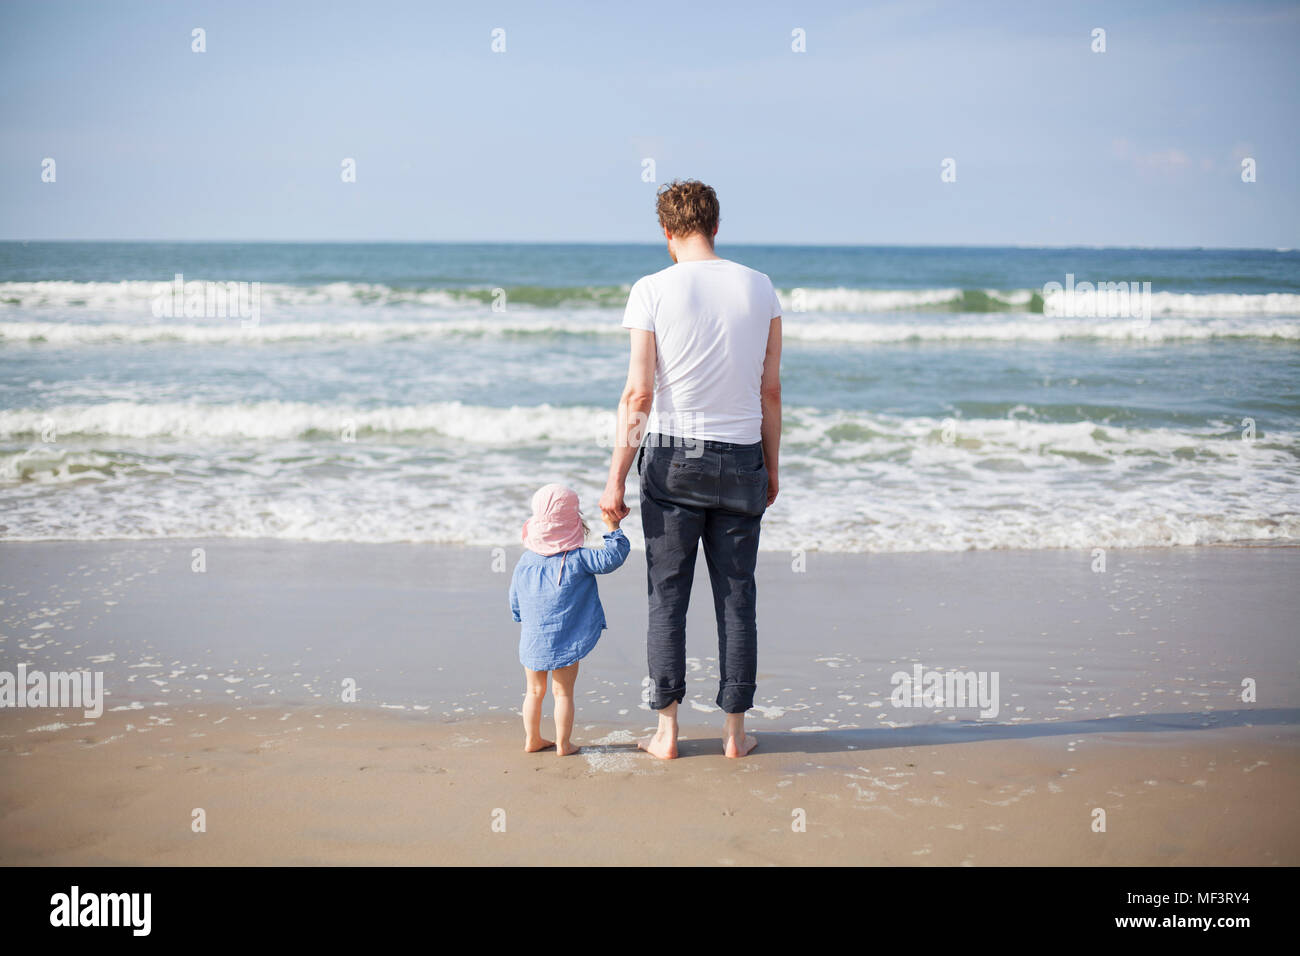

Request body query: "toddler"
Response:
[509, 483, 630, 755]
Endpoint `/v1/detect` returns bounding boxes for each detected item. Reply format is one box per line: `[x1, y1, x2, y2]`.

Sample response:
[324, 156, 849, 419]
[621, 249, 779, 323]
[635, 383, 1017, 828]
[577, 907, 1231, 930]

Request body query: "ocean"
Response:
[1, 241, 1298, 553]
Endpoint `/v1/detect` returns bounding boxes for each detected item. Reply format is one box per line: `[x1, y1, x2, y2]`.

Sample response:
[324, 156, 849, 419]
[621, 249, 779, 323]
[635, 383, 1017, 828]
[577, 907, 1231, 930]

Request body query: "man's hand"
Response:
[766, 469, 779, 507]
[600, 482, 630, 525]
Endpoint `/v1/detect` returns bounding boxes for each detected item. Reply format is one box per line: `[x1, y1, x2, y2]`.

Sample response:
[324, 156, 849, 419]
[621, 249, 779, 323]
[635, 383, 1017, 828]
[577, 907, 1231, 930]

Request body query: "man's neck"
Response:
[671, 236, 721, 263]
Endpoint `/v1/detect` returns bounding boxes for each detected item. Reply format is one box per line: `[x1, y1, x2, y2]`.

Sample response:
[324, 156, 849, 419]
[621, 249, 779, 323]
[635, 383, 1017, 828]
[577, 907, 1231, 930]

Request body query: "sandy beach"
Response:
[2, 703, 1296, 866]
[1, 540, 1297, 865]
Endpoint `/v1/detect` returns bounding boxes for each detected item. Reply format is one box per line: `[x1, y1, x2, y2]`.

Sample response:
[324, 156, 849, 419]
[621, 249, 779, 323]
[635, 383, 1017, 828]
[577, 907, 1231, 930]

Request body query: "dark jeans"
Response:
[638, 432, 767, 714]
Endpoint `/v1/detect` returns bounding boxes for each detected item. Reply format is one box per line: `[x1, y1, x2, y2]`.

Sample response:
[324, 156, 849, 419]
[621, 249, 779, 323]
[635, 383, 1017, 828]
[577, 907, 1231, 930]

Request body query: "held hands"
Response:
[599, 482, 630, 530]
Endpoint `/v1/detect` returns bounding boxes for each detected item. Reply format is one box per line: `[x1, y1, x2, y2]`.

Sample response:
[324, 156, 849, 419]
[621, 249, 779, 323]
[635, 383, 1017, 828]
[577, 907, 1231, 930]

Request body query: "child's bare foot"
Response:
[637, 729, 678, 759]
[556, 741, 581, 756]
[723, 732, 758, 758]
[524, 737, 555, 753]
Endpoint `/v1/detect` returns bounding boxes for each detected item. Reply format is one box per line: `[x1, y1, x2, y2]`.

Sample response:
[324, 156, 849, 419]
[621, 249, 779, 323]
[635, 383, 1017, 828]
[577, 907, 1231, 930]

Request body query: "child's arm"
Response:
[577, 527, 631, 574]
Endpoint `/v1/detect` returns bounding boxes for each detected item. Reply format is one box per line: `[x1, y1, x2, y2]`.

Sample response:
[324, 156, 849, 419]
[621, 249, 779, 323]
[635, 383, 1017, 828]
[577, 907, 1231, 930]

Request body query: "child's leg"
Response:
[551, 661, 580, 756]
[522, 668, 553, 752]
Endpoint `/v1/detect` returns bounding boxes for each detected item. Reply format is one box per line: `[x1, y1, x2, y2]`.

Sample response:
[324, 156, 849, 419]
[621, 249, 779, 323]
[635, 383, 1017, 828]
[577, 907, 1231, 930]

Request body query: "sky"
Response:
[1, 0, 1297, 247]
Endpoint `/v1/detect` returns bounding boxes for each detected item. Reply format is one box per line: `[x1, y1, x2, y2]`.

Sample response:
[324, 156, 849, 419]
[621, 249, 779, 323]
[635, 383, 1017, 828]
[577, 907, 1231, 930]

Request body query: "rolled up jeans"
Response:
[637, 432, 767, 714]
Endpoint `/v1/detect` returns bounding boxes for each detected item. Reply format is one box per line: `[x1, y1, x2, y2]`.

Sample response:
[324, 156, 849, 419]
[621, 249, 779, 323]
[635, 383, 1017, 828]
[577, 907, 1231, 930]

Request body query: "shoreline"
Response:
[2, 539, 1296, 723]
[4, 533, 1298, 551]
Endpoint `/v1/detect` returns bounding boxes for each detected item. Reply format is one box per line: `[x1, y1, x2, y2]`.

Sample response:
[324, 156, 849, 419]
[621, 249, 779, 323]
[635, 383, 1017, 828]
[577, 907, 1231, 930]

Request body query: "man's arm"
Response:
[599, 329, 656, 523]
[760, 316, 782, 507]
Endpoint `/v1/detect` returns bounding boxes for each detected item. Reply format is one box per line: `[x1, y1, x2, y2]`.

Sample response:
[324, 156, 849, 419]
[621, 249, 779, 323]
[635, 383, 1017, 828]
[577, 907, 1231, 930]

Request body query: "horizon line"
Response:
[0, 239, 1295, 253]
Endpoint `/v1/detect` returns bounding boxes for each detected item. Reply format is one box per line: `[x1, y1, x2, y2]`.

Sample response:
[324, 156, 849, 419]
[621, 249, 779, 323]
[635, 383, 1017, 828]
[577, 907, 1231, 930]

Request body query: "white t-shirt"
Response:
[621, 258, 782, 444]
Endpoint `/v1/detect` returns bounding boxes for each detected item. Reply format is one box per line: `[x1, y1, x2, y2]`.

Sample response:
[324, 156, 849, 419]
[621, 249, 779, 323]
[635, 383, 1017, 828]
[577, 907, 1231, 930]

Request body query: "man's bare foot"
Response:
[524, 738, 555, 753]
[556, 741, 581, 756]
[637, 729, 678, 759]
[723, 733, 758, 758]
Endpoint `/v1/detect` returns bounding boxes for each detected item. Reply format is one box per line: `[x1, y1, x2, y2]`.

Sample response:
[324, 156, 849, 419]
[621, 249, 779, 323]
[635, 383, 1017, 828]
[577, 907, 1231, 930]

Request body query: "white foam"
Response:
[3, 279, 1300, 351]
[785, 315, 1300, 343]
[0, 400, 611, 443]
[2, 402, 1296, 553]
[582, 730, 650, 774]
[4, 313, 1300, 347]
[7, 280, 1297, 318]
[0, 280, 467, 313]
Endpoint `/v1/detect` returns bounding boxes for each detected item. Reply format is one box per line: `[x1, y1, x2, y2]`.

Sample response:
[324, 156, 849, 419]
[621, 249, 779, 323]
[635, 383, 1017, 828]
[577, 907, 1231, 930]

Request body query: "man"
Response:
[599, 179, 782, 759]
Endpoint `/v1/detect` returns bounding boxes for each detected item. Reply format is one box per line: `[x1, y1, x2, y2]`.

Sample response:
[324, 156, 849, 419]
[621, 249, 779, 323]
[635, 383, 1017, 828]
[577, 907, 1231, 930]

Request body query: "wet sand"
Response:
[2, 539, 1296, 727]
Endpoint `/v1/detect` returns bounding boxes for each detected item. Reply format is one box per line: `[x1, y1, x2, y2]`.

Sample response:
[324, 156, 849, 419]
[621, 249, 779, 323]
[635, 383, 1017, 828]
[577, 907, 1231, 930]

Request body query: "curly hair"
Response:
[655, 179, 720, 240]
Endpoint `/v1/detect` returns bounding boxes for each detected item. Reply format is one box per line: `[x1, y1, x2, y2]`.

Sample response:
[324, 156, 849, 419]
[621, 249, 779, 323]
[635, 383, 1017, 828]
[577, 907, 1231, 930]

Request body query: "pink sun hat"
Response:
[521, 484, 586, 556]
